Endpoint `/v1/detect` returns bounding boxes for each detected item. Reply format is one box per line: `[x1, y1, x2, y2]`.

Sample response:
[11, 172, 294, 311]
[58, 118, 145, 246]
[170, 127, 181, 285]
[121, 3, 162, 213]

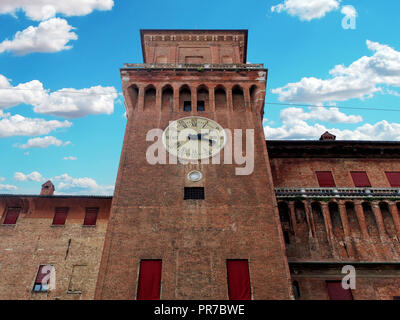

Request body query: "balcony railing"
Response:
[275, 187, 400, 199]
[122, 63, 264, 70]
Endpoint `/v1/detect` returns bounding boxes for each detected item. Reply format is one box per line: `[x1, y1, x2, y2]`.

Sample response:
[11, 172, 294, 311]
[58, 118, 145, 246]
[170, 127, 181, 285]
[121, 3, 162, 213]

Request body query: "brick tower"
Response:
[95, 30, 292, 299]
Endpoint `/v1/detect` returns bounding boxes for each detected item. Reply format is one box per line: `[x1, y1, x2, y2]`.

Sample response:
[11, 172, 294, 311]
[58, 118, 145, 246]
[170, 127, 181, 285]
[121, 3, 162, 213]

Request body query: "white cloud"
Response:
[34, 86, 118, 118]
[0, 112, 71, 137]
[15, 136, 70, 149]
[54, 173, 114, 195]
[272, 40, 400, 104]
[0, 0, 114, 21]
[0, 177, 5, 182]
[63, 156, 77, 160]
[280, 106, 362, 123]
[14, 171, 44, 182]
[0, 184, 18, 191]
[341, 5, 357, 18]
[0, 18, 77, 55]
[0, 74, 118, 118]
[264, 107, 400, 140]
[271, 0, 340, 21]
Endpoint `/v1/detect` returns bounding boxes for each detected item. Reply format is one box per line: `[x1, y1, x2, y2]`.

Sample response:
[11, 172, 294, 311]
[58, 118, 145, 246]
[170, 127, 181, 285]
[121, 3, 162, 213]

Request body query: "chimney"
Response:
[40, 180, 55, 196]
[319, 131, 336, 141]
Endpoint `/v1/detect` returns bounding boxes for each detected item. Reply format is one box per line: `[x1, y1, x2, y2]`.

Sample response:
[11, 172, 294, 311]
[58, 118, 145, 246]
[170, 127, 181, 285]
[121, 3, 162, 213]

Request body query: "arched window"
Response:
[128, 85, 139, 110]
[161, 85, 173, 112]
[250, 85, 258, 111]
[362, 202, 379, 237]
[380, 202, 395, 237]
[232, 85, 245, 111]
[215, 86, 226, 110]
[328, 202, 344, 238]
[179, 85, 191, 112]
[144, 86, 156, 111]
[278, 201, 292, 244]
[197, 86, 209, 112]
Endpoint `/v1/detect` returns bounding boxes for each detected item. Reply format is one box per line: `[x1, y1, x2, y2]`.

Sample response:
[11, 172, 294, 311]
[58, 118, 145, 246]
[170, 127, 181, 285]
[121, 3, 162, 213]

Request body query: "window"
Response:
[68, 265, 87, 294]
[350, 171, 371, 187]
[184, 101, 192, 112]
[83, 208, 99, 226]
[386, 172, 400, 187]
[316, 171, 336, 187]
[227, 260, 251, 300]
[326, 281, 353, 300]
[197, 101, 205, 112]
[137, 260, 162, 300]
[33, 265, 53, 292]
[293, 281, 301, 300]
[3, 207, 21, 225]
[52, 207, 68, 226]
[184, 187, 204, 200]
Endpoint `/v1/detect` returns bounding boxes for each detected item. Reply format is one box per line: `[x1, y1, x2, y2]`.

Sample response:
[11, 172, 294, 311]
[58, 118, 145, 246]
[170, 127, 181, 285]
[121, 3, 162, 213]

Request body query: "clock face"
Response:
[162, 116, 226, 160]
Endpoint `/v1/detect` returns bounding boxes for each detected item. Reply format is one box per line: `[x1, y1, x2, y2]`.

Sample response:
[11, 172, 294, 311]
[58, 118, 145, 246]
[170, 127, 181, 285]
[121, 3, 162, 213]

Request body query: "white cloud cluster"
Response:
[272, 40, 400, 103]
[14, 171, 44, 182]
[0, 18, 78, 55]
[0, 74, 118, 118]
[0, 184, 18, 191]
[271, 0, 340, 21]
[0, 0, 114, 21]
[63, 156, 77, 161]
[34, 86, 118, 118]
[16, 136, 70, 149]
[280, 106, 362, 123]
[264, 107, 400, 140]
[54, 173, 114, 195]
[0, 113, 71, 137]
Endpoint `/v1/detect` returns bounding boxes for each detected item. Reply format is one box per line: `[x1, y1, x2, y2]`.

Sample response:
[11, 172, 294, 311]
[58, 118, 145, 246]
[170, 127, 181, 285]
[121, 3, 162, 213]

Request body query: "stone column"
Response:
[244, 86, 251, 112]
[304, 201, 316, 238]
[226, 86, 233, 112]
[173, 85, 179, 112]
[209, 86, 216, 112]
[156, 85, 162, 112]
[321, 202, 334, 243]
[288, 201, 298, 236]
[138, 86, 145, 112]
[191, 86, 197, 112]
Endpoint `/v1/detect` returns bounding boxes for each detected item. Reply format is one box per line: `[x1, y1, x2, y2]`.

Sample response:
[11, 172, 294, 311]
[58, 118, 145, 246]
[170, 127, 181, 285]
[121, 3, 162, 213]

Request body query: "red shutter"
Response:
[351, 171, 371, 187]
[227, 260, 251, 300]
[316, 171, 336, 187]
[386, 172, 400, 187]
[34, 265, 51, 284]
[137, 260, 162, 300]
[52, 207, 68, 226]
[3, 208, 21, 225]
[326, 281, 353, 300]
[83, 208, 98, 226]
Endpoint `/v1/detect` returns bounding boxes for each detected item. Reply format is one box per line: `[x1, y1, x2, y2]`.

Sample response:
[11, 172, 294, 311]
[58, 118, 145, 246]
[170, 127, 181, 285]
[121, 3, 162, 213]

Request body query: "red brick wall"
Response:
[270, 158, 400, 188]
[0, 197, 111, 300]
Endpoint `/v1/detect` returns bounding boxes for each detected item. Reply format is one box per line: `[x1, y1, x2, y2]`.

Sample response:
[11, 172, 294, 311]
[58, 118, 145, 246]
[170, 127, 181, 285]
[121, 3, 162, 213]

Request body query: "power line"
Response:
[0, 87, 400, 112]
[265, 102, 400, 113]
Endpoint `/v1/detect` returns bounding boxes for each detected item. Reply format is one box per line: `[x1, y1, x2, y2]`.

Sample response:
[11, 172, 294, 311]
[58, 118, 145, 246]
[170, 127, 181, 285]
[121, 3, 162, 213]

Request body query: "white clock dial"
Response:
[162, 116, 226, 160]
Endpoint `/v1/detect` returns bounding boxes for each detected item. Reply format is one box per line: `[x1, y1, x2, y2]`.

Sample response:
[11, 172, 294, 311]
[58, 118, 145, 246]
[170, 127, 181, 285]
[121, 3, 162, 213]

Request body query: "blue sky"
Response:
[0, 0, 400, 195]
